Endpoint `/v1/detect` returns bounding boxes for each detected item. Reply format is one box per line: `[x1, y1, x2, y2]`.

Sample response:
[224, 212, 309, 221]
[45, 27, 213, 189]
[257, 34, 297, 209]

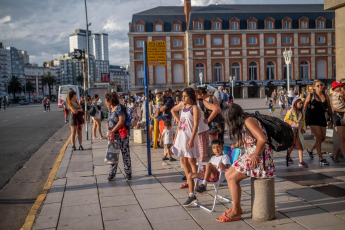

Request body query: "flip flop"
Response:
[222, 209, 243, 216]
[216, 214, 241, 223]
[179, 183, 188, 189]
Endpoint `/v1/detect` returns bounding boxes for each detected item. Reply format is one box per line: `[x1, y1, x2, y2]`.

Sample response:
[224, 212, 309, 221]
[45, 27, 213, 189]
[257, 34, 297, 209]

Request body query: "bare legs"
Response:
[77, 125, 83, 146]
[70, 125, 83, 146]
[308, 126, 326, 161]
[93, 118, 103, 138]
[335, 126, 345, 160]
[181, 157, 198, 181]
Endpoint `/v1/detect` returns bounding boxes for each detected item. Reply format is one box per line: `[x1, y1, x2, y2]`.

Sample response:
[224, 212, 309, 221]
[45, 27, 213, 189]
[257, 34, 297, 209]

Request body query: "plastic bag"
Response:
[105, 141, 120, 164]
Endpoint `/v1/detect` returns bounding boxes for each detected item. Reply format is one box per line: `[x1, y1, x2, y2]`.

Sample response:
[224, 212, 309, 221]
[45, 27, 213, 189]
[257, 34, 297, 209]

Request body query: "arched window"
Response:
[266, 62, 275, 80]
[137, 64, 144, 85]
[231, 62, 241, 81]
[249, 62, 258, 80]
[317, 60, 326, 79]
[300, 61, 309, 80]
[155, 65, 166, 84]
[283, 64, 292, 80]
[213, 63, 223, 82]
[173, 64, 183, 83]
[195, 63, 205, 84]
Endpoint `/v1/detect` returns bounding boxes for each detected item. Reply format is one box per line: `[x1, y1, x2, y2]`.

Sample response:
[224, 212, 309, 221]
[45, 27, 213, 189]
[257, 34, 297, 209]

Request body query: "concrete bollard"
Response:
[251, 177, 275, 221]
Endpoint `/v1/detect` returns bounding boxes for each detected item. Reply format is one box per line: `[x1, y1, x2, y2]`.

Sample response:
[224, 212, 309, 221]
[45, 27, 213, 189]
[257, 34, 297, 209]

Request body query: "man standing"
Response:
[156, 88, 175, 134]
[288, 87, 294, 106]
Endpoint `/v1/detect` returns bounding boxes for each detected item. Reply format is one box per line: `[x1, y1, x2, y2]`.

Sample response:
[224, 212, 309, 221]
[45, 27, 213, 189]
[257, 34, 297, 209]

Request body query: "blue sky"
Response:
[0, 0, 324, 66]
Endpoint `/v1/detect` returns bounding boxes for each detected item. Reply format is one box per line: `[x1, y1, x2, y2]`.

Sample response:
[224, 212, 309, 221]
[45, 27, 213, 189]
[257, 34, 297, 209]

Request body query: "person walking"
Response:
[66, 91, 84, 150]
[171, 87, 200, 189]
[46, 99, 51, 112]
[42, 97, 47, 112]
[216, 103, 275, 222]
[92, 94, 105, 139]
[2, 96, 6, 111]
[288, 87, 294, 106]
[128, 97, 139, 128]
[106, 92, 132, 181]
[304, 80, 333, 165]
[271, 89, 277, 105]
[278, 91, 286, 116]
[62, 100, 69, 122]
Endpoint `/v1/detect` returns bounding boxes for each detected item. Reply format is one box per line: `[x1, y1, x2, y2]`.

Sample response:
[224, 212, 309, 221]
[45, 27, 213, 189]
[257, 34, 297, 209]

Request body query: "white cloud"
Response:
[103, 17, 126, 32]
[0, 15, 11, 24]
[109, 41, 129, 49]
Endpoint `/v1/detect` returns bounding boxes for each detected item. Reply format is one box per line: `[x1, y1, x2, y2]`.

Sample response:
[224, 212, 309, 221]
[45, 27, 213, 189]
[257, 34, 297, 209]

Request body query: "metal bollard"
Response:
[251, 177, 275, 221]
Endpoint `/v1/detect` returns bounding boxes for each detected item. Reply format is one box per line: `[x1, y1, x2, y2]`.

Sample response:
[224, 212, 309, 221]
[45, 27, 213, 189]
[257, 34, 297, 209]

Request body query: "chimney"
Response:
[184, 0, 191, 26]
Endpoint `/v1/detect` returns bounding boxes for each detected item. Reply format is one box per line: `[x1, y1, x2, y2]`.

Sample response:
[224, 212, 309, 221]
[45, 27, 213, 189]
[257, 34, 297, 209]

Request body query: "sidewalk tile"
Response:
[136, 193, 179, 210]
[67, 161, 93, 173]
[44, 188, 64, 204]
[62, 193, 99, 207]
[33, 220, 57, 230]
[94, 165, 110, 175]
[70, 154, 93, 162]
[59, 203, 101, 220]
[58, 215, 103, 230]
[100, 194, 138, 208]
[151, 219, 201, 230]
[144, 206, 191, 224]
[102, 204, 145, 221]
[104, 217, 152, 230]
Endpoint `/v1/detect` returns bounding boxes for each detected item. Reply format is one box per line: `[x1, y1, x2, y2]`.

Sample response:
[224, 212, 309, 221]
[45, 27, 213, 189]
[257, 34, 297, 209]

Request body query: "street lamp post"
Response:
[229, 76, 235, 99]
[84, 0, 91, 141]
[199, 72, 203, 85]
[283, 47, 292, 92]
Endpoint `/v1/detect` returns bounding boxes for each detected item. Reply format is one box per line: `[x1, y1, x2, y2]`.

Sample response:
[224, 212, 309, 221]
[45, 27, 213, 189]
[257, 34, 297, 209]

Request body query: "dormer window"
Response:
[265, 17, 275, 29]
[282, 17, 292, 29]
[301, 21, 308, 29]
[214, 22, 221, 30]
[155, 24, 162, 32]
[249, 21, 256, 29]
[283, 21, 290, 29]
[231, 22, 238, 30]
[173, 24, 181, 32]
[137, 24, 144, 32]
[195, 22, 203, 30]
[267, 21, 273, 29]
[318, 21, 324, 29]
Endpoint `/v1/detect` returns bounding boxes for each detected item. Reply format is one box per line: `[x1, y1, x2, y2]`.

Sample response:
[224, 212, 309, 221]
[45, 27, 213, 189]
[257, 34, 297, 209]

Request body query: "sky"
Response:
[0, 0, 324, 67]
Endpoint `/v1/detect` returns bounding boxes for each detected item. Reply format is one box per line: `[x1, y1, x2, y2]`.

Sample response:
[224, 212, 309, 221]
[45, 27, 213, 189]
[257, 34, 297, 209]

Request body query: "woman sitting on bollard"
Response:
[106, 92, 132, 181]
[216, 103, 275, 223]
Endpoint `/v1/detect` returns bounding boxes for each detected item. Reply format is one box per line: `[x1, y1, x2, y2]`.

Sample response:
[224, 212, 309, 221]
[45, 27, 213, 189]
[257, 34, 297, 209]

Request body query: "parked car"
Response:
[19, 100, 29, 105]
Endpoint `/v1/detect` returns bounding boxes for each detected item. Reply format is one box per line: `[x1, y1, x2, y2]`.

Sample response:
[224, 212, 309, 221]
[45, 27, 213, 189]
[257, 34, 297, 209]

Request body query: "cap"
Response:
[154, 89, 162, 94]
[332, 81, 344, 90]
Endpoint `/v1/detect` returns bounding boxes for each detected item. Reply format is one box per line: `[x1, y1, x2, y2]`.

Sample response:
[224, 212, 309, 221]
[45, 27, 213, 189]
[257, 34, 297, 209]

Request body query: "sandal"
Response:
[330, 155, 340, 162]
[179, 183, 188, 189]
[216, 214, 241, 223]
[222, 209, 243, 216]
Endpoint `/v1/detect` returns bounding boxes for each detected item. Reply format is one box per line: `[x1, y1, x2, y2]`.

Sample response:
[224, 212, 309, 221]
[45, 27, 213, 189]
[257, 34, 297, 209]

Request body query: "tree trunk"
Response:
[48, 85, 51, 99]
[29, 93, 31, 102]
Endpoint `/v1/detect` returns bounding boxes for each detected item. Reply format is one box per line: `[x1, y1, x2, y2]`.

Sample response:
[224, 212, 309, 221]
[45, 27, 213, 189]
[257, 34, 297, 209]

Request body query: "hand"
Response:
[218, 163, 226, 171]
[204, 119, 209, 124]
[249, 154, 259, 169]
[174, 117, 180, 124]
[187, 139, 194, 148]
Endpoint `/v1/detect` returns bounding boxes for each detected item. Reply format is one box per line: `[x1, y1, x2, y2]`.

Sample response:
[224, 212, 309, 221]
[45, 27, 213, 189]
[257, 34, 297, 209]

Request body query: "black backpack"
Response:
[245, 111, 294, 152]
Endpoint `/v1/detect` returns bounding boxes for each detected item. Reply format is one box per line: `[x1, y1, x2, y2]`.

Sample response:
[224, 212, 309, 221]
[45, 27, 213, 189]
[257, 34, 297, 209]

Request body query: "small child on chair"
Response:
[182, 140, 230, 206]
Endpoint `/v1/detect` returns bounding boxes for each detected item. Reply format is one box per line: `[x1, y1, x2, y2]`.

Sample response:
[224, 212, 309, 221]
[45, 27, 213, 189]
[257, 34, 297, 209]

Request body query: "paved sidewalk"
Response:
[33, 123, 345, 230]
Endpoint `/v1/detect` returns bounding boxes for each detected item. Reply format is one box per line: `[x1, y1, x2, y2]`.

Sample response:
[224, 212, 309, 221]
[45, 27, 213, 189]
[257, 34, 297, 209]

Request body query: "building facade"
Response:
[128, 2, 335, 98]
[109, 65, 130, 93]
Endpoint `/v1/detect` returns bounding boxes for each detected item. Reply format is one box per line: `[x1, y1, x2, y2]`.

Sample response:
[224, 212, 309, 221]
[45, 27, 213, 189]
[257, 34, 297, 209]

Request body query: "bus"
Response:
[58, 85, 84, 108]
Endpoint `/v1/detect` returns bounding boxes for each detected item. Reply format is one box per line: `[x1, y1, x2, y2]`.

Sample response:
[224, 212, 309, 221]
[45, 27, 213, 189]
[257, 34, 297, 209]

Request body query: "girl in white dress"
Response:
[172, 87, 200, 189]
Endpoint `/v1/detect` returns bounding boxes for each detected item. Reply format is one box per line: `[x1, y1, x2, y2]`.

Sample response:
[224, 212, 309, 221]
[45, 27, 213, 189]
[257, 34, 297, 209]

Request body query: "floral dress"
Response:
[232, 118, 275, 178]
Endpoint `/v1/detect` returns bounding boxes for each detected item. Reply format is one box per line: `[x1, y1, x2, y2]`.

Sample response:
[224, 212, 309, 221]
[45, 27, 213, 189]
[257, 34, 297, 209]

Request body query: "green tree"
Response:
[8, 76, 22, 101]
[26, 81, 35, 102]
[76, 74, 84, 86]
[42, 72, 56, 99]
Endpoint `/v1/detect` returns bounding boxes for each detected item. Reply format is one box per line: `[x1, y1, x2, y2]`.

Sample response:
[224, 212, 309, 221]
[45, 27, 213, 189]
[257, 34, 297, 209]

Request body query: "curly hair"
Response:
[222, 103, 247, 143]
[183, 87, 197, 105]
[105, 92, 119, 106]
[66, 90, 76, 109]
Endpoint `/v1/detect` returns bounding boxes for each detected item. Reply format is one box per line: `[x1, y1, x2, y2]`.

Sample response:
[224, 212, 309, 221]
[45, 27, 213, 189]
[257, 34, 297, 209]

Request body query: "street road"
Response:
[0, 104, 67, 188]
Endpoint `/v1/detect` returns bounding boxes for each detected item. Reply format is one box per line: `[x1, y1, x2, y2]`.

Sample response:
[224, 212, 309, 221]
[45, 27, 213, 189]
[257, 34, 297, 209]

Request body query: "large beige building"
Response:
[128, 1, 335, 98]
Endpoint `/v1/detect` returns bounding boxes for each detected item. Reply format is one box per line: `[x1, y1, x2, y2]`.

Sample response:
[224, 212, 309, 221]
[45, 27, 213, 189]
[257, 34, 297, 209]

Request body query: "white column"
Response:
[294, 33, 299, 80]
[327, 32, 333, 79]
[260, 33, 265, 81]
[206, 34, 212, 82]
[224, 34, 230, 81]
[277, 33, 282, 80]
[311, 33, 316, 78]
[186, 32, 193, 84]
[166, 36, 172, 85]
[148, 37, 154, 84]
[128, 36, 136, 89]
[242, 34, 247, 81]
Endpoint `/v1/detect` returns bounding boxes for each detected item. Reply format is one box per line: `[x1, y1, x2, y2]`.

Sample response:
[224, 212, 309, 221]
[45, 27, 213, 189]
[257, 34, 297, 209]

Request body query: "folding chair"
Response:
[193, 146, 241, 212]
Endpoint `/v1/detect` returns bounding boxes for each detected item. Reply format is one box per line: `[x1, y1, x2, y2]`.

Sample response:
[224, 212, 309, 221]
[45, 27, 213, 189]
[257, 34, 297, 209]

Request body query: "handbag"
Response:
[105, 141, 120, 164]
[88, 105, 96, 117]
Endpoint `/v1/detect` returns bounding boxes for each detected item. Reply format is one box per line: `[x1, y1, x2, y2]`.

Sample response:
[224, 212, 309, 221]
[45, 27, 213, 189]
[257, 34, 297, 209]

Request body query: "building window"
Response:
[283, 37, 292, 44]
[173, 64, 183, 83]
[266, 37, 274, 44]
[155, 65, 166, 84]
[137, 54, 143, 60]
[195, 63, 205, 83]
[317, 60, 326, 79]
[173, 53, 182, 59]
[173, 39, 182, 47]
[283, 21, 290, 29]
[213, 63, 223, 82]
[266, 21, 274, 29]
[301, 21, 308, 29]
[317, 36, 325, 44]
[318, 21, 325, 29]
[231, 37, 240, 45]
[249, 62, 258, 80]
[283, 64, 292, 80]
[173, 24, 181, 32]
[231, 22, 238, 30]
[213, 38, 222, 45]
[195, 22, 203, 30]
[137, 64, 144, 85]
[136, 40, 144, 48]
[249, 21, 256, 29]
[266, 62, 275, 80]
[249, 37, 257, 45]
[136, 24, 144, 32]
[195, 38, 204, 45]
[231, 62, 241, 81]
[301, 36, 309, 44]
[300, 61, 309, 79]
[155, 24, 163, 32]
[214, 22, 221, 30]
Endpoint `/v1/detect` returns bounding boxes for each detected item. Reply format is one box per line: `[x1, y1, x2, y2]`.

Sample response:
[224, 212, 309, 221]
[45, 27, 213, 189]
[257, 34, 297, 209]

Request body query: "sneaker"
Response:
[107, 174, 115, 181]
[299, 161, 309, 167]
[125, 173, 132, 180]
[182, 195, 197, 206]
[307, 149, 314, 159]
[169, 157, 176, 162]
[64, 120, 68, 123]
[196, 184, 207, 193]
[320, 159, 329, 165]
[288, 157, 294, 164]
[162, 156, 169, 161]
[182, 175, 187, 181]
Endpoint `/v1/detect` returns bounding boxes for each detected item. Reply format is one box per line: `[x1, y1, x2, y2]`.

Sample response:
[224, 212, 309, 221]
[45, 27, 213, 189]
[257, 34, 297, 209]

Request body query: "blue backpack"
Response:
[125, 107, 132, 127]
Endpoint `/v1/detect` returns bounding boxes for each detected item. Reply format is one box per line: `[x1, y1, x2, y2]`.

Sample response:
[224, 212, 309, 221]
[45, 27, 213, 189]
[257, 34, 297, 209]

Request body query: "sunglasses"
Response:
[315, 84, 324, 87]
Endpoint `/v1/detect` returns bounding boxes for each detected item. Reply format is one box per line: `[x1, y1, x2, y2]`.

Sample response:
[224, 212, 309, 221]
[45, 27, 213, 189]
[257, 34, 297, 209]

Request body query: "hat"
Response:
[332, 81, 344, 90]
[154, 89, 162, 94]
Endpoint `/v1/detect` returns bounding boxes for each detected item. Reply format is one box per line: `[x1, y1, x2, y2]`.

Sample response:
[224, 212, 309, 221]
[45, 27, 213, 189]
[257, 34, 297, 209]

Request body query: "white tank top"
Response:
[198, 102, 209, 134]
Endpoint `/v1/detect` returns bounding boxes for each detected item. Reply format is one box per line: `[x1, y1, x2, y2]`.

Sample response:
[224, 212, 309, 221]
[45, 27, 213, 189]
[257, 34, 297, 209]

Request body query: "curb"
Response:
[21, 136, 71, 230]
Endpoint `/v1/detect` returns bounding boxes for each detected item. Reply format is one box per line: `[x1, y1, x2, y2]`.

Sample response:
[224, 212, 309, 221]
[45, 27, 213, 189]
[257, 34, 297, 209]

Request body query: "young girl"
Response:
[268, 99, 274, 116]
[171, 87, 200, 189]
[284, 97, 308, 167]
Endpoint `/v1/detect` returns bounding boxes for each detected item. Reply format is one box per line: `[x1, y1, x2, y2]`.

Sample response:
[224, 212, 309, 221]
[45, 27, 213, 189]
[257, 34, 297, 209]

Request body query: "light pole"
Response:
[199, 72, 203, 85]
[84, 0, 91, 140]
[283, 47, 292, 93]
[229, 76, 235, 99]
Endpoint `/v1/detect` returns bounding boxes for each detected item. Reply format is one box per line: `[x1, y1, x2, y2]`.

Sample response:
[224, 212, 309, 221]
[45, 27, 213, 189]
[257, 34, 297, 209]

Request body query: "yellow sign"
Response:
[147, 41, 166, 66]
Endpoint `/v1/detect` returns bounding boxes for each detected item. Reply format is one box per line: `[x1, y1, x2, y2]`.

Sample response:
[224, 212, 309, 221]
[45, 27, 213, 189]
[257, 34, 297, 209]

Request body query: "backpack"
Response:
[245, 111, 294, 152]
[88, 105, 97, 117]
[199, 97, 224, 134]
[125, 107, 132, 127]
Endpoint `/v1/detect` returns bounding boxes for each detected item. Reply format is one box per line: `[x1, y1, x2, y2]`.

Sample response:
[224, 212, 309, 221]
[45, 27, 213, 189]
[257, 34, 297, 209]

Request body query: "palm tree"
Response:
[76, 74, 84, 86]
[8, 76, 22, 102]
[26, 81, 35, 102]
[42, 72, 56, 99]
